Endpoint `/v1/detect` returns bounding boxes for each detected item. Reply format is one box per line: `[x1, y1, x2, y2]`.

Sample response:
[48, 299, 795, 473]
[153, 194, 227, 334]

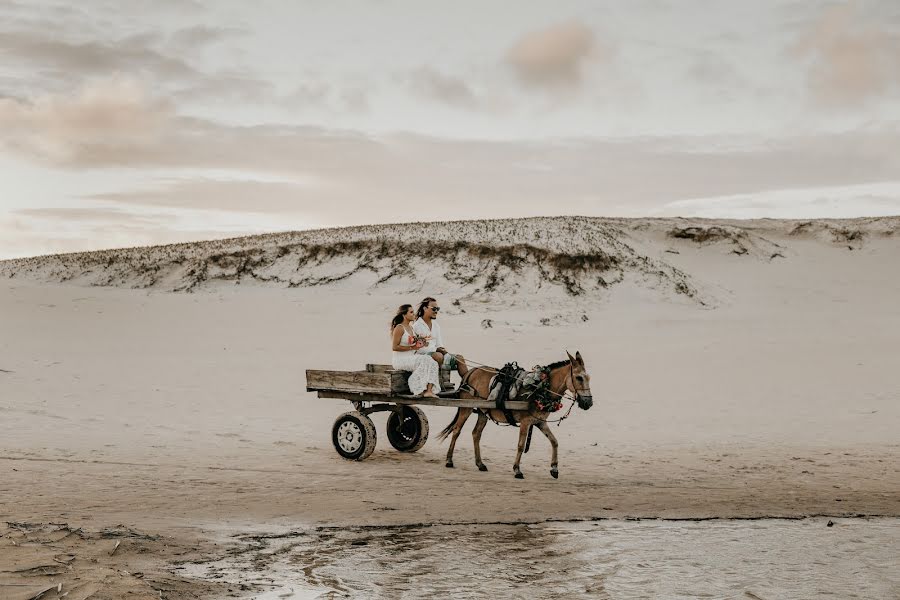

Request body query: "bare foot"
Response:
[422, 390, 439, 398]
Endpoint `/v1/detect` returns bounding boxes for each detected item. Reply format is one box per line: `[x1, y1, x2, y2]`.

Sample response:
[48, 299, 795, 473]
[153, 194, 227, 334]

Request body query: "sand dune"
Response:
[1, 216, 898, 597]
[2, 216, 896, 305]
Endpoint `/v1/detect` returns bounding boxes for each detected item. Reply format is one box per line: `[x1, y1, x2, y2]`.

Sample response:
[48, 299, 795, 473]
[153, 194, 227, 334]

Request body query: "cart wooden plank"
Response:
[313, 388, 530, 411]
[306, 368, 410, 394]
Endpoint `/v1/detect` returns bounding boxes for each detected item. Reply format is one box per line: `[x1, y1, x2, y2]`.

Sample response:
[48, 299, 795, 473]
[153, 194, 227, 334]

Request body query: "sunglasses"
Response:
[429, 306, 440, 312]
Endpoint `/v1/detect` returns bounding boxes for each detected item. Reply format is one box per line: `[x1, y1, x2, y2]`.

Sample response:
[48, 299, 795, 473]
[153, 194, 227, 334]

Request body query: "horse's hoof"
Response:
[550, 468, 559, 479]
[445, 461, 454, 468]
[478, 463, 488, 472]
[514, 471, 524, 479]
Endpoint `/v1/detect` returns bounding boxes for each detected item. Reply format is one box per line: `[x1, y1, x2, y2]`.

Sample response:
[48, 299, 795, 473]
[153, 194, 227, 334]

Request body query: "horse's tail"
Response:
[435, 409, 461, 442]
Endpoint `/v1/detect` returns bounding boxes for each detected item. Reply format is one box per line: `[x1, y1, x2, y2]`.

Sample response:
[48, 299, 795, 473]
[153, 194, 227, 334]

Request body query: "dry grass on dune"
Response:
[0, 216, 896, 304]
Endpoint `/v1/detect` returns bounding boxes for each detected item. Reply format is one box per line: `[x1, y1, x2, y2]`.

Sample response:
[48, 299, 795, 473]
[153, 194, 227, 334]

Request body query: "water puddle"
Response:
[177, 518, 899, 599]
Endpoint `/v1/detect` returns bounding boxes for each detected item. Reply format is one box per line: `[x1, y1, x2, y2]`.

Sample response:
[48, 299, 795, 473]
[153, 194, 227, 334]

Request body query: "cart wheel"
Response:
[332, 411, 377, 460]
[386, 406, 429, 453]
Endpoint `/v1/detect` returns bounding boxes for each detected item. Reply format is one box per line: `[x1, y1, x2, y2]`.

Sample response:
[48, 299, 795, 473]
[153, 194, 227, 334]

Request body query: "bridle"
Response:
[564, 359, 593, 409]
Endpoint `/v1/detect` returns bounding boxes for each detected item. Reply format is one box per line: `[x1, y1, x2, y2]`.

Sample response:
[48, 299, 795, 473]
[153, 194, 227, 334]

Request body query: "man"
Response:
[413, 297, 468, 390]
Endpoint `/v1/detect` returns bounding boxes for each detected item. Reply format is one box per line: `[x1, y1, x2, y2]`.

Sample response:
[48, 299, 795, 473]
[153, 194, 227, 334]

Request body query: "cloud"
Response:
[792, 2, 900, 107]
[173, 72, 276, 104]
[0, 29, 196, 81]
[656, 182, 900, 219]
[74, 0, 206, 15]
[88, 178, 322, 215]
[15, 206, 179, 225]
[285, 80, 332, 107]
[3, 78, 900, 228]
[0, 205, 268, 260]
[3, 120, 900, 258]
[0, 77, 173, 163]
[687, 51, 742, 87]
[283, 77, 370, 113]
[0, 11, 269, 104]
[338, 86, 370, 113]
[167, 25, 244, 50]
[407, 67, 479, 109]
[69, 127, 900, 222]
[505, 21, 600, 89]
[0, 78, 383, 170]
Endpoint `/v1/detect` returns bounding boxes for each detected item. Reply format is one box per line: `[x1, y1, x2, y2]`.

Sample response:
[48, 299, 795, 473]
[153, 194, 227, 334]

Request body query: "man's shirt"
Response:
[413, 317, 444, 354]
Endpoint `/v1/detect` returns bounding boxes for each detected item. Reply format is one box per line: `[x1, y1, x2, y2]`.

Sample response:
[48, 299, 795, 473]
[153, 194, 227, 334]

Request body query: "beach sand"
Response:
[1, 217, 898, 598]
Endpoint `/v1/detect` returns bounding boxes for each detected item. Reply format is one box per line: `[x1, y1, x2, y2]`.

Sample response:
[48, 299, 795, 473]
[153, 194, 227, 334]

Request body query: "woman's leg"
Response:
[410, 354, 440, 397]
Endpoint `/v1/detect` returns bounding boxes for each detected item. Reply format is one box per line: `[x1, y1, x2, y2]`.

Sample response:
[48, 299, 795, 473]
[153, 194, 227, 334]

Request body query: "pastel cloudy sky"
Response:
[1, 0, 899, 258]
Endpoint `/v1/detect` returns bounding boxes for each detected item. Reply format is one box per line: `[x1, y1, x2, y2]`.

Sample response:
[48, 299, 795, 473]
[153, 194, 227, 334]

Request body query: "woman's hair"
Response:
[391, 304, 412, 331]
[416, 297, 436, 318]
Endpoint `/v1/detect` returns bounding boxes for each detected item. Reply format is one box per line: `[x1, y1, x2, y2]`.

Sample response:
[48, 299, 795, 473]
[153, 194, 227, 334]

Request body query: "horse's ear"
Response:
[575, 351, 584, 365]
[566, 350, 576, 364]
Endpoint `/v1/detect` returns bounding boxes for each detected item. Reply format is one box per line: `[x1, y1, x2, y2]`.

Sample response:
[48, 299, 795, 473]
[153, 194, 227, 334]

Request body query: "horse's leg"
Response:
[472, 411, 489, 471]
[535, 421, 560, 479]
[445, 408, 472, 468]
[512, 419, 531, 479]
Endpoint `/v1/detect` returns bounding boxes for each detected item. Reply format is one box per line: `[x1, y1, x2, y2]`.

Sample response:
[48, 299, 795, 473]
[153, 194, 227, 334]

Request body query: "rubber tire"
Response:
[332, 411, 377, 460]
[386, 406, 429, 453]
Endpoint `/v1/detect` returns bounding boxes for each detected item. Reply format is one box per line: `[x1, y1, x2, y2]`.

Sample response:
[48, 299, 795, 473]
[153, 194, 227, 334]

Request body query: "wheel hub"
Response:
[337, 421, 363, 453]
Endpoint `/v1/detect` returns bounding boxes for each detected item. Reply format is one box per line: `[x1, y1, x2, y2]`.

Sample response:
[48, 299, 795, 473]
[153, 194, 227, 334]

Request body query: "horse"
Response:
[435, 351, 593, 479]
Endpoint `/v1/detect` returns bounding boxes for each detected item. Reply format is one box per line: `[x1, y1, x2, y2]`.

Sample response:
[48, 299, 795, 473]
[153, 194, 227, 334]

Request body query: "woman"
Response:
[391, 304, 440, 398]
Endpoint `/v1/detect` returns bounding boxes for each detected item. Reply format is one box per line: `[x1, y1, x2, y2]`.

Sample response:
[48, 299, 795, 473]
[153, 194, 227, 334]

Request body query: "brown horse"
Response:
[436, 351, 593, 479]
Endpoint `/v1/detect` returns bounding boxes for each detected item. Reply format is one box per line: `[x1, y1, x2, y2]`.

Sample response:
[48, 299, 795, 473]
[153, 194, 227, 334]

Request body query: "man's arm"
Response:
[435, 322, 445, 352]
[412, 319, 436, 354]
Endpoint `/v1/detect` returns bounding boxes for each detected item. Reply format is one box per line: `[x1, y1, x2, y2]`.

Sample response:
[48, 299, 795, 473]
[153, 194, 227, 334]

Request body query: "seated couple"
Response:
[390, 297, 469, 398]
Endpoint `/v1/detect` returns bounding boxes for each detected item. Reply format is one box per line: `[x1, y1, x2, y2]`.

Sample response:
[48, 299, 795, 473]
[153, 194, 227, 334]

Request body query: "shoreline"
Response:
[4, 514, 898, 600]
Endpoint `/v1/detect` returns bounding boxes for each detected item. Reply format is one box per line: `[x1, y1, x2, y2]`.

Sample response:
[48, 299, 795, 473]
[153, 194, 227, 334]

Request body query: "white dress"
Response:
[392, 326, 440, 396]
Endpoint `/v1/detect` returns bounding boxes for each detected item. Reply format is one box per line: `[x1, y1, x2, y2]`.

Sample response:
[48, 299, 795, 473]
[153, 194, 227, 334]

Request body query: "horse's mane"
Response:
[545, 358, 573, 371]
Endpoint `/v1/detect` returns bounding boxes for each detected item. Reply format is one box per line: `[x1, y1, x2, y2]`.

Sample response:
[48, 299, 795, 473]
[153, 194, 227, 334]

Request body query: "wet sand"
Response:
[179, 518, 900, 599]
[0, 522, 227, 600]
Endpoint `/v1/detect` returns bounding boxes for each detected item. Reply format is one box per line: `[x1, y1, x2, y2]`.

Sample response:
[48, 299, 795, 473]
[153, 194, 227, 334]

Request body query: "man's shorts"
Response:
[441, 353, 458, 371]
[416, 349, 458, 371]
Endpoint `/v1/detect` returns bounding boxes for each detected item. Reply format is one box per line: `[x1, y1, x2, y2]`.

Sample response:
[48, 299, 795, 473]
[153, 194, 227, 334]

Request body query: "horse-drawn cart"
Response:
[306, 364, 529, 460]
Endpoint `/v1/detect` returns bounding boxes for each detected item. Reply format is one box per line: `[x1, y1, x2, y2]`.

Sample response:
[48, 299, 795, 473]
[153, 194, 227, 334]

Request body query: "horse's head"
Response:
[566, 351, 593, 410]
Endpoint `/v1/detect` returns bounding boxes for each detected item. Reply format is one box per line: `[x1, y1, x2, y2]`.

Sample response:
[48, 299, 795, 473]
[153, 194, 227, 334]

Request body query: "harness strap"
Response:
[523, 424, 534, 453]
[459, 369, 499, 424]
[499, 406, 518, 427]
[491, 364, 520, 426]
[494, 382, 518, 426]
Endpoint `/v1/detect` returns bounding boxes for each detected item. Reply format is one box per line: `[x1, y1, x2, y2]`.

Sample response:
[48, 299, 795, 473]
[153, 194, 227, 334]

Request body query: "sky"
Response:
[1, 0, 899, 258]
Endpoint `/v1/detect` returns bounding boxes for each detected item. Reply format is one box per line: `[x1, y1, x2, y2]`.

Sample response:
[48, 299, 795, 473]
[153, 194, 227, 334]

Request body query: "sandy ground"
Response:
[1, 219, 899, 597]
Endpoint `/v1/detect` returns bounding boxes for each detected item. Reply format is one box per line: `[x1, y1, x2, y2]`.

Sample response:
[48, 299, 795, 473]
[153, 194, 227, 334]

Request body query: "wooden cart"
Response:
[306, 364, 529, 460]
